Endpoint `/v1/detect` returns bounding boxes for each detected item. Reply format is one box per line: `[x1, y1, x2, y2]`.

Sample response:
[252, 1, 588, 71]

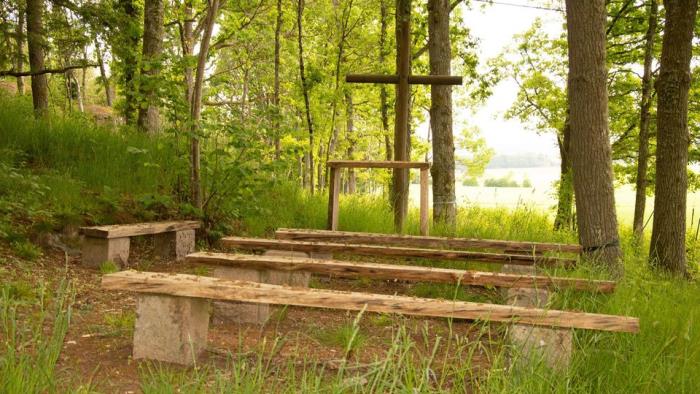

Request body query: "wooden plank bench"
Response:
[80, 221, 200, 267]
[101, 270, 639, 365]
[219, 237, 577, 267]
[275, 228, 583, 255]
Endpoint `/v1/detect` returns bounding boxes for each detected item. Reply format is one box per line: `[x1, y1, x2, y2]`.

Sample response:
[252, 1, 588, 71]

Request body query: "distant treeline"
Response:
[486, 153, 559, 169]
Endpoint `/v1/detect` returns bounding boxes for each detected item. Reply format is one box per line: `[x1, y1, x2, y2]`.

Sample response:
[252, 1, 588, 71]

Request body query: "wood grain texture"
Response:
[275, 229, 582, 254]
[101, 271, 639, 333]
[187, 252, 615, 292]
[345, 74, 462, 85]
[221, 237, 577, 267]
[327, 160, 430, 169]
[81, 221, 201, 239]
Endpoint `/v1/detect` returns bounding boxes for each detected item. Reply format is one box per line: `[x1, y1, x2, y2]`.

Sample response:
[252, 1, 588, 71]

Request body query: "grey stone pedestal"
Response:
[82, 237, 130, 267]
[154, 229, 196, 261]
[133, 294, 210, 365]
[212, 250, 311, 325]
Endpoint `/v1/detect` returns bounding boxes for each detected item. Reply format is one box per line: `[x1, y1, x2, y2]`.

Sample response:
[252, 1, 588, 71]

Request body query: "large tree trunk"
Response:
[297, 0, 314, 194]
[633, 0, 658, 237]
[428, 0, 456, 228]
[273, 0, 283, 160]
[553, 116, 573, 231]
[649, 0, 698, 275]
[95, 38, 113, 106]
[190, 0, 220, 210]
[565, 0, 622, 271]
[15, 3, 25, 95]
[137, 0, 165, 133]
[379, 0, 392, 161]
[26, 0, 48, 116]
[392, 0, 411, 231]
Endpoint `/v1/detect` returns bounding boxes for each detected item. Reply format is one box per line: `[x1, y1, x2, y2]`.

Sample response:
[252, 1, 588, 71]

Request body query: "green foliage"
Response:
[10, 241, 42, 261]
[99, 260, 120, 274]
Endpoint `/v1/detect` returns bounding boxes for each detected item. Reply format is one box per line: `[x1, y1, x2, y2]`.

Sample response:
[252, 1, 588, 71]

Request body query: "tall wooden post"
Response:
[392, 1, 411, 233]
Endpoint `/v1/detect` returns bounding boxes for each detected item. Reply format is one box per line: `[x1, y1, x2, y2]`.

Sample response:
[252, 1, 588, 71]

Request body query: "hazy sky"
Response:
[418, 1, 566, 159]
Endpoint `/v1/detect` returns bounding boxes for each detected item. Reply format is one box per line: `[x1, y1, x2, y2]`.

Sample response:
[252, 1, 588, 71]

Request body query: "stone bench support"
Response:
[502, 264, 572, 370]
[133, 294, 210, 365]
[82, 237, 131, 267]
[212, 250, 312, 324]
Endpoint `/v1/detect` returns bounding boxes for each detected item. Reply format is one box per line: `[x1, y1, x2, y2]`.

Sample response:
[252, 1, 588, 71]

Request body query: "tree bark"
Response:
[380, 0, 392, 161]
[273, 0, 283, 160]
[190, 0, 220, 210]
[554, 116, 573, 231]
[15, 3, 26, 95]
[117, 0, 140, 125]
[297, 0, 314, 194]
[649, 0, 698, 275]
[95, 38, 113, 106]
[26, 0, 48, 116]
[137, 0, 165, 133]
[345, 91, 356, 194]
[428, 0, 456, 228]
[565, 0, 622, 271]
[633, 0, 658, 237]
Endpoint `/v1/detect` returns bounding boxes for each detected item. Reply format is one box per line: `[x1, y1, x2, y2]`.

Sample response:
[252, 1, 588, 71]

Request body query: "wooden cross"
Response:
[345, 12, 462, 233]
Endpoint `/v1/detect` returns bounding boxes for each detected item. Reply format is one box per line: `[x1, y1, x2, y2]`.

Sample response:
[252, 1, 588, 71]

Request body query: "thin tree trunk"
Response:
[554, 116, 573, 230]
[95, 38, 113, 106]
[81, 47, 88, 106]
[297, 0, 314, 194]
[273, 0, 283, 160]
[71, 70, 84, 112]
[345, 91, 356, 193]
[26, 0, 48, 116]
[649, 0, 698, 275]
[190, 0, 220, 210]
[15, 3, 25, 95]
[428, 0, 456, 228]
[380, 0, 391, 161]
[633, 0, 658, 237]
[137, 0, 165, 133]
[118, 0, 139, 125]
[565, 0, 622, 271]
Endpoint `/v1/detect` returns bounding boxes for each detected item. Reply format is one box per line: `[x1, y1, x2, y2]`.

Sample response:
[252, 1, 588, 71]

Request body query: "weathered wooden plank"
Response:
[186, 252, 615, 292]
[81, 221, 201, 239]
[327, 160, 431, 169]
[275, 228, 582, 254]
[101, 271, 639, 333]
[420, 168, 429, 236]
[220, 237, 576, 267]
[345, 74, 463, 85]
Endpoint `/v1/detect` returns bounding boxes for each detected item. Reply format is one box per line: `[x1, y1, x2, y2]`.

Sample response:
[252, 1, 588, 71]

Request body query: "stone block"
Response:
[133, 294, 210, 365]
[154, 229, 195, 261]
[82, 237, 130, 267]
[502, 264, 572, 370]
[211, 250, 311, 324]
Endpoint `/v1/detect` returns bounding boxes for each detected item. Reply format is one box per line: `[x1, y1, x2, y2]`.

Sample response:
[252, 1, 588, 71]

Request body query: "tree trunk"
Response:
[554, 116, 573, 230]
[379, 0, 392, 161]
[273, 0, 283, 160]
[633, 0, 658, 238]
[297, 0, 314, 194]
[649, 0, 698, 275]
[15, 3, 25, 95]
[428, 0, 456, 228]
[345, 91, 356, 194]
[565, 0, 622, 271]
[190, 0, 220, 210]
[137, 0, 165, 133]
[118, 0, 140, 125]
[95, 38, 113, 106]
[392, 0, 411, 231]
[69, 70, 84, 112]
[26, 0, 48, 116]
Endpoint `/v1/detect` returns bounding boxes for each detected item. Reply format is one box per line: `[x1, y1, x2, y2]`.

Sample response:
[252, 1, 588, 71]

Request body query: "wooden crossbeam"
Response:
[345, 74, 462, 85]
[327, 160, 430, 169]
[102, 271, 638, 333]
[219, 237, 577, 267]
[81, 221, 201, 239]
[275, 229, 582, 254]
[187, 252, 614, 292]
